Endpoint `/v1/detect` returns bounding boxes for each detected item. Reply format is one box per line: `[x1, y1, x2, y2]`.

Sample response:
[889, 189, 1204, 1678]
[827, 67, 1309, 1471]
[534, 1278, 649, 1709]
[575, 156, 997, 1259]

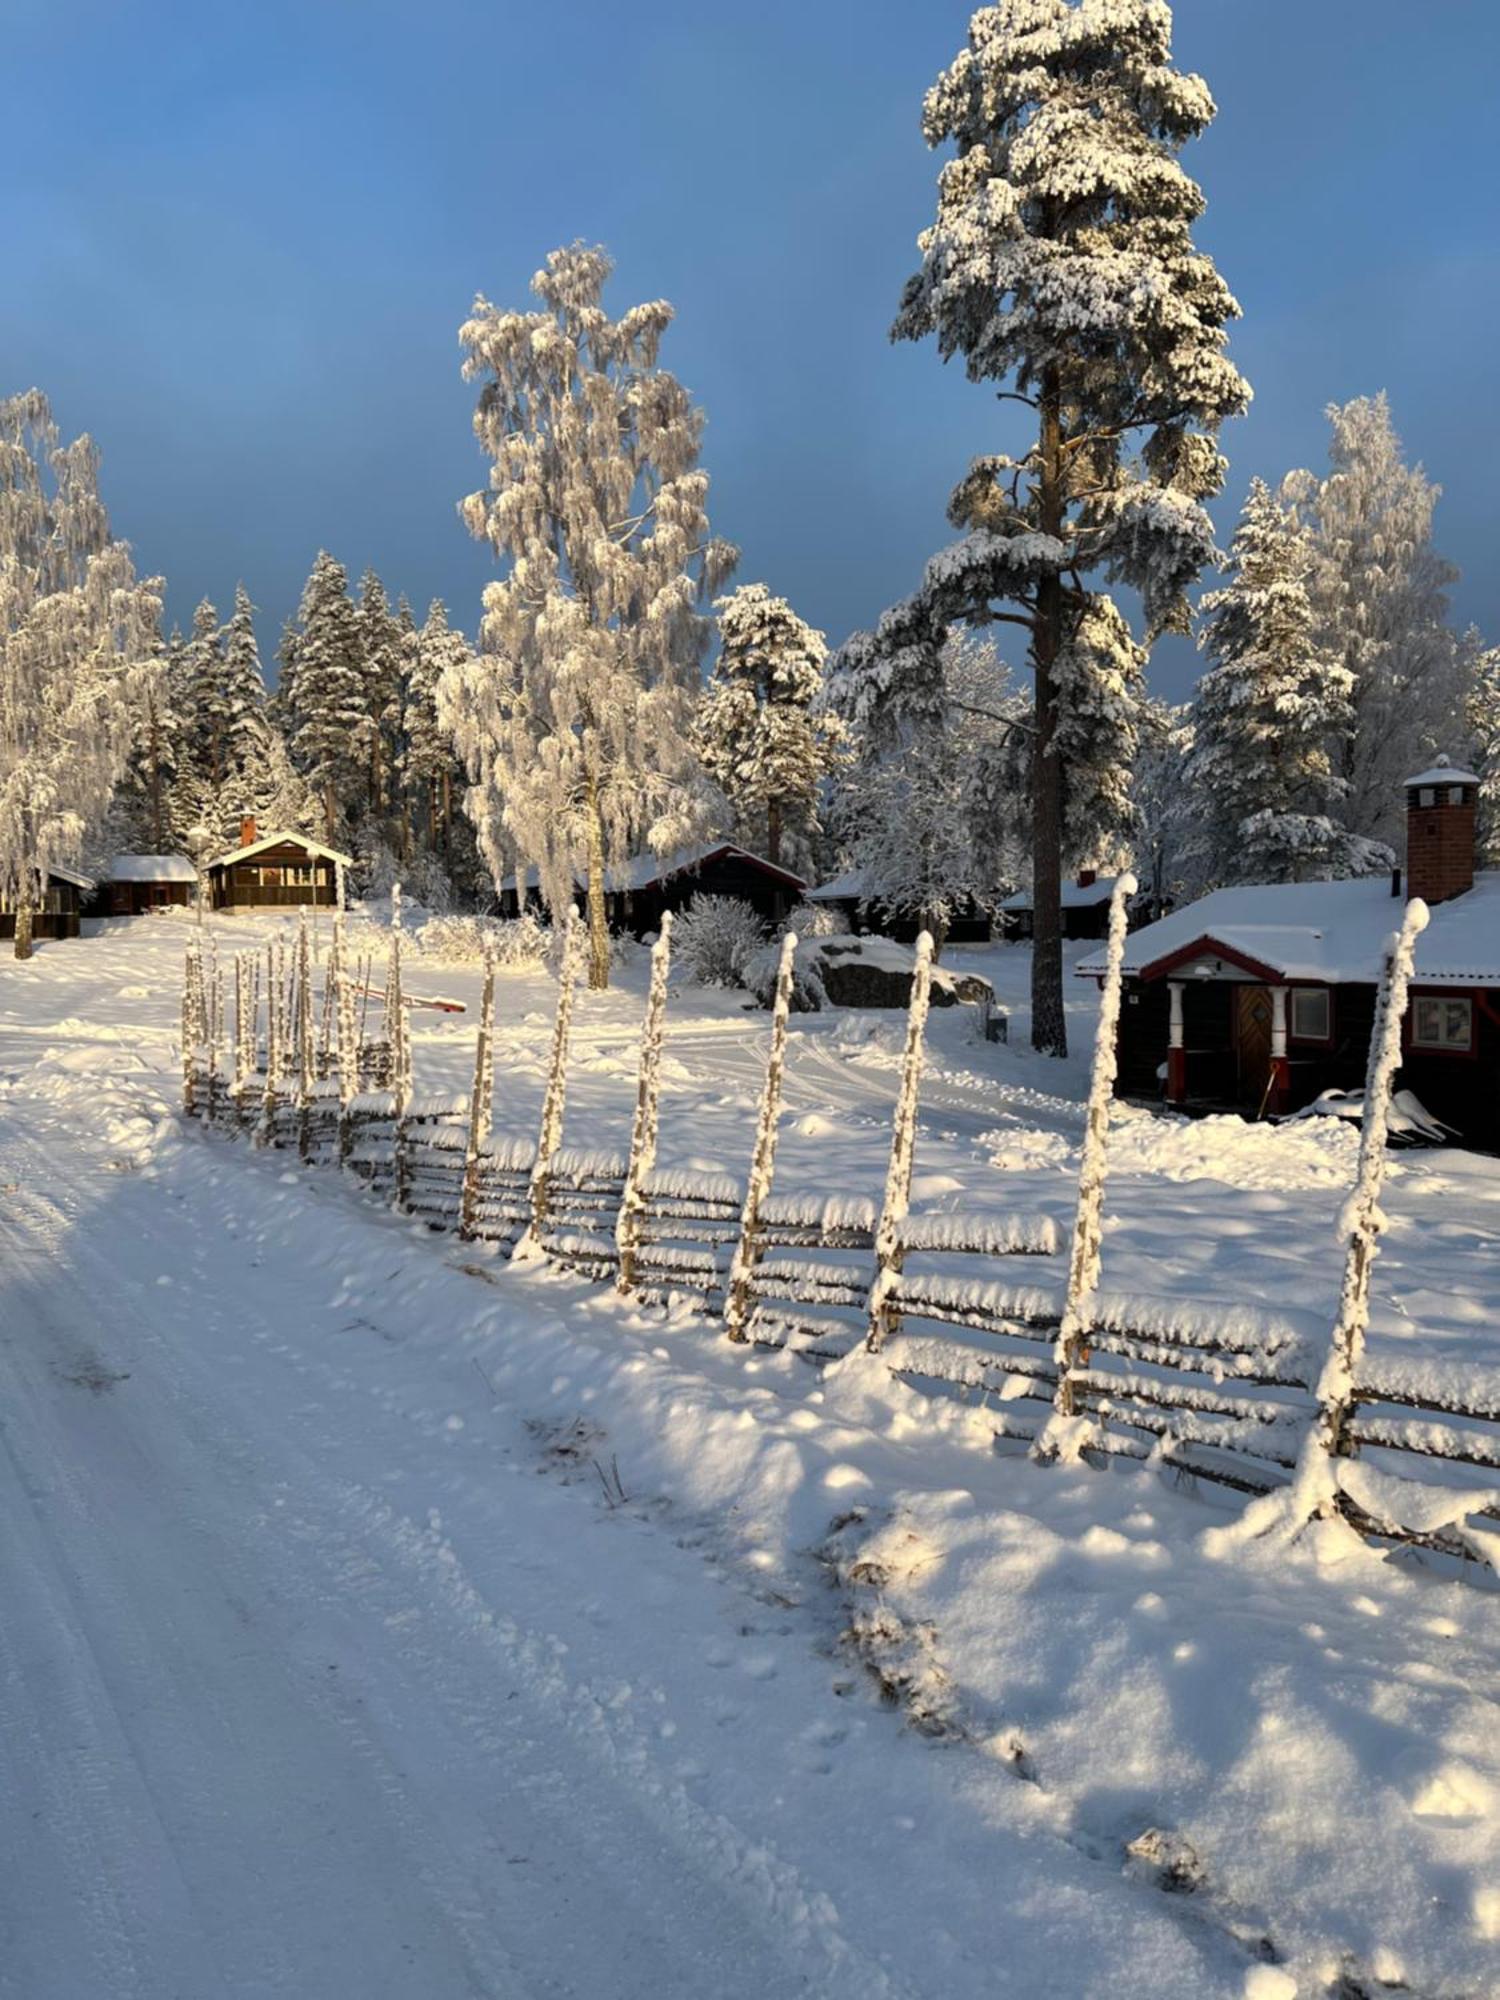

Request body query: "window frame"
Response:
[1408, 990, 1476, 1056]
[1287, 984, 1333, 1046]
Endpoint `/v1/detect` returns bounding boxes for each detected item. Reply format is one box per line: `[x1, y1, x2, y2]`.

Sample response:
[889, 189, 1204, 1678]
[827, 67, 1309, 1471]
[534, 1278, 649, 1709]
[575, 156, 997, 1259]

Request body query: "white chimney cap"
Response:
[1405, 756, 1480, 788]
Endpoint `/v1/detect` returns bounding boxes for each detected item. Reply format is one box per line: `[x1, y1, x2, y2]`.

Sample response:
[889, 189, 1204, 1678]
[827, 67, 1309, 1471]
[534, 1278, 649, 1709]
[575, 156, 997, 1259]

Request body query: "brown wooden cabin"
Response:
[501, 843, 807, 936]
[99, 854, 198, 915]
[1079, 761, 1500, 1149]
[0, 865, 90, 941]
[805, 869, 996, 944]
[206, 822, 350, 911]
[1000, 870, 1126, 942]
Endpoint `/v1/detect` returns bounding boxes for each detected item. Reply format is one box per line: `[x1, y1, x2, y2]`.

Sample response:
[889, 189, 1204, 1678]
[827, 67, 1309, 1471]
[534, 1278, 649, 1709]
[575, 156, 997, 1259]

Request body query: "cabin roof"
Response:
[1078, 872, 1500, 988]
[1002, 874, 1123, 913]
[206, 831, 353, 871]
[807, 868, 869, 903]
[107, 853, 198, 883]
[48, 865, 94, 891]
[502, 842, 806, 897]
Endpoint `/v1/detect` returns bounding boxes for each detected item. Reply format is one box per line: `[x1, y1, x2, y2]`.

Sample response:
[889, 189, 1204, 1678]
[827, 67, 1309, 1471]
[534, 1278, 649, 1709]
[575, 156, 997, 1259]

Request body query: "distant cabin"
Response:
[206, 821, 351, 912]
[1079, 760, 1500, 1149]
[101, 854, 198, 916]
[804, 869, 995, 944]
[500, 842, 806, 936]
[0, 865, 91, 942]
[1000, 871, 1125, 942]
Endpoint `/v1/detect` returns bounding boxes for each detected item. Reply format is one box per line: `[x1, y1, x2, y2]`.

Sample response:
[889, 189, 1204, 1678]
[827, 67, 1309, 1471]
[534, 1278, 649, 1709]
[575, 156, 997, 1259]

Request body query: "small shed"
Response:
[1000, 871, 1124, 941]
[500, 843, 806, 935]
[1077, 762, 1500, 1148]
[206, 823, 350, 911]
[0, 865, 91, 942]
[101, 854, 198, 915]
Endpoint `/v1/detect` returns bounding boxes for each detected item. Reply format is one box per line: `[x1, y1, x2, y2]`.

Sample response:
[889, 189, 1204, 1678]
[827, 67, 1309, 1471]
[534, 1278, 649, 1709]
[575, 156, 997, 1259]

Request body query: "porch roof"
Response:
[1078, 872, 1500, 989]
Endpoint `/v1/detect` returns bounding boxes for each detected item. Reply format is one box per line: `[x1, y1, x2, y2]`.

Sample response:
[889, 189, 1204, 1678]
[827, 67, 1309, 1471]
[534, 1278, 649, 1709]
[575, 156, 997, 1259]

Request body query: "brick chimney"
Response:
[240, 816, 257, 848]
[1404, 756, 1479, 906]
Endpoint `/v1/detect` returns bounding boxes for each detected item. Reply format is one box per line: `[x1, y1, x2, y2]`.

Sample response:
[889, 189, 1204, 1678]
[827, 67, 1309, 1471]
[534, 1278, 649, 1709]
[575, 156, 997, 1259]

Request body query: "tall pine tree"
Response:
[282, 551, 366, 842]
[842, 0, 1248, 1053]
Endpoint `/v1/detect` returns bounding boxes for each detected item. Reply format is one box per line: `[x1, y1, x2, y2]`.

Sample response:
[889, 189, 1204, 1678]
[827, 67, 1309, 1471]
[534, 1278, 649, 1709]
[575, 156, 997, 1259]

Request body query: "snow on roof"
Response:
[503, 844, 807, 897]
[48, 864, 94, 891]
[1406, 765, 1480, 789]
[1003, 874, 1122, 912]
[1078, 871, 1500, 988]
[107, 853, 198, 883]
[807, 869, 869, 903]
[206, 831, 352, 870]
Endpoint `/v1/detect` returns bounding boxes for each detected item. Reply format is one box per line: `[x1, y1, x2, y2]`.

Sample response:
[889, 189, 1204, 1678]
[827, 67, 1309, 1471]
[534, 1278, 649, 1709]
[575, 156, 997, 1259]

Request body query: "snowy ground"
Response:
[1, 911, 1498, 1999]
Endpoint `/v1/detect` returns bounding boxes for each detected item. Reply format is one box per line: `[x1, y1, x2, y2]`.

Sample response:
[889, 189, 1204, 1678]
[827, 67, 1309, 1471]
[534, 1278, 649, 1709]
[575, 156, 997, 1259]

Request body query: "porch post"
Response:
[1167, 981, 1186, 1104]
[1269, 985, 1290, 1114]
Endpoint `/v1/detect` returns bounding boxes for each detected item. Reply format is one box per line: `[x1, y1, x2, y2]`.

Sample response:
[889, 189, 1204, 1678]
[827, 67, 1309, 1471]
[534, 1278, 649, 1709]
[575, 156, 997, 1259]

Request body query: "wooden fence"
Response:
[179, 891, 1500, 1578]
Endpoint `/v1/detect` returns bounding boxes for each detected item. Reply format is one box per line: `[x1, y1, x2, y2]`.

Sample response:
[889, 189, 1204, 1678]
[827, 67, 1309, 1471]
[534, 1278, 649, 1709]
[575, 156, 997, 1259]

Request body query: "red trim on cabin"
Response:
[1137, 935, 1284, 985]
[644, 844, 808, 895]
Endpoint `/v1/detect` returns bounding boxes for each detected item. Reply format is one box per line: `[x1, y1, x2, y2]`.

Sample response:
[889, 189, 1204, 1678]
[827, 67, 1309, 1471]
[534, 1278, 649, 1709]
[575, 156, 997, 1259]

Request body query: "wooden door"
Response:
[1235, 986, 1273, 1108]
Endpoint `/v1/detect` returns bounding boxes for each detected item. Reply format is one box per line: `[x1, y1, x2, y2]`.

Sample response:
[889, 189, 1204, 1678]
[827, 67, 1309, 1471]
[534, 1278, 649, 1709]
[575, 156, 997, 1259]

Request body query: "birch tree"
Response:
[0, 390, 162, 957]
[444, 242, 737, 989]
[843, 0, 1249, 1054]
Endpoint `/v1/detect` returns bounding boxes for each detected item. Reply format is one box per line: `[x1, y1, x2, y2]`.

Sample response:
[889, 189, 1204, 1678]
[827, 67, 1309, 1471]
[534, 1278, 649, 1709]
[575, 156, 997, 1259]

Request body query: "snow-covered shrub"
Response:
[418, 911, 552, 968]
[743, 934, 829, 1013]
[786, 899, 842, 938]
[672, 895, 767, 988]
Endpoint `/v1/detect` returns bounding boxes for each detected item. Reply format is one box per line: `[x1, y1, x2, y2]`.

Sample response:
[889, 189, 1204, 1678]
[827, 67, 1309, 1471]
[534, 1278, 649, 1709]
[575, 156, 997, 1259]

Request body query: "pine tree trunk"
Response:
[1030, 365, 1068, 1059]
[323, 786, 338, 844]
[13, 901, 34, 961]
[584, 771, 610, 991]
[441, 772, 452, 856]
[766, 798, 782, 867]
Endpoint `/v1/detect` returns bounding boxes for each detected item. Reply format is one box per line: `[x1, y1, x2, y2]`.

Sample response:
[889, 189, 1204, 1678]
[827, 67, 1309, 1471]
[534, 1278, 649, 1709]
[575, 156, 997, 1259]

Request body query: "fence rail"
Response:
[178, 886, 1500, 1580]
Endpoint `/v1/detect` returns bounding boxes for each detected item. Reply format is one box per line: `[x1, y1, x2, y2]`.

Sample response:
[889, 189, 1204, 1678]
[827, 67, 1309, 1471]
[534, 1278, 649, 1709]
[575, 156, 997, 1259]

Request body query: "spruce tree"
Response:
[448, 243, 736, 987]
[283, 552, 366, 842]
[696, 584, 842, 869]
[405, 600, 470, 860]
[1462, 627, 1500, 869]
[1186, 479, 1378, 885]
[180, 598, 225, 786]
[843, 0, 1249, 1053]
[357, 568, 402, 827]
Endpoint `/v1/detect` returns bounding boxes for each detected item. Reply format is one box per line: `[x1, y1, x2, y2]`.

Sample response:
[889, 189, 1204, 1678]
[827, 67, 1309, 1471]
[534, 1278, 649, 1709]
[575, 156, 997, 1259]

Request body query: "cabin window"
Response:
[1411, 995, 1473, 1052]
[1289, 987, 1331, 1041]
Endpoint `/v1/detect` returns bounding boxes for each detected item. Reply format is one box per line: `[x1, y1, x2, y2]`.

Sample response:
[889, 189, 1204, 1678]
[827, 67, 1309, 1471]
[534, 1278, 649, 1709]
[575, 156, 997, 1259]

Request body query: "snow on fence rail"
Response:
[177, 885, 1500, 1579]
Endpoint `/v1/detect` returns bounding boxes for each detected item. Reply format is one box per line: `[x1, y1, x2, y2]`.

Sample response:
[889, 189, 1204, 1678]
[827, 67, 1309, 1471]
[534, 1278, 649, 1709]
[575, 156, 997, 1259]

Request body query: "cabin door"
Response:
[1234, 986, 1274, 1109]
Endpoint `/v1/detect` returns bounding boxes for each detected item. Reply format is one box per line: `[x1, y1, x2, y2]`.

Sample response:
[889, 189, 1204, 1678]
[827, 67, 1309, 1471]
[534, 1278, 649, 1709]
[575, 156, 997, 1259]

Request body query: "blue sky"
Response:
[5, 0, 1496, 700]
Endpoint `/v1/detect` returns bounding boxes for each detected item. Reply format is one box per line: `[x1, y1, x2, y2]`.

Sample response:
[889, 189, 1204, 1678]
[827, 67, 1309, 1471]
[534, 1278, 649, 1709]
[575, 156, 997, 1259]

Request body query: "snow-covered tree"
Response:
[356, 568, 403, 827]
[1462, 627, 1500, 869]
[833, 630, 1028, 953]
[1288, 394, 1465, 851]
[1130, 697, 1195, 917]
[1186, 479, 1382, 885]
[404, 600, 471, 861]
[281, 551, 366, 841]
[444, 242, 737, 988]
[178, 598, 225, 783]
[0, 390, 163, 955]
[696, 583, 842, 870]
[840, 0, 1249, 1052]
[219, 584, 270, 776]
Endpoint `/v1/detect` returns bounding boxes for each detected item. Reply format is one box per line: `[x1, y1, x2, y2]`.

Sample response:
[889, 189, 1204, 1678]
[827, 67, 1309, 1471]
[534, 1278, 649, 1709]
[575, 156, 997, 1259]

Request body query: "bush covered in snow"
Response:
[786, 899, 843, 939]
[743, 934, 829, 1013]
[417, 911, 552, 968]
[672, 896, 767, 988]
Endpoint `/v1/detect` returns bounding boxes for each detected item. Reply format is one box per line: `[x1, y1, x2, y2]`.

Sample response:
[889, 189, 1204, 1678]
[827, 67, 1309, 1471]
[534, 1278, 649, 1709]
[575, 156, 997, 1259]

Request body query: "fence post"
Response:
[258, 938, 283, 1147]
[617, 912, 674, 1292]
[1285, 896, 1430, 1525]
[296, 911, 315, 1162]
[724, 931, 797, 1344]
[388, 885, 413, 1208]
[206, 946, 225, 1125]
[459, 949, 497, 1241]
[336, 920, 358, 1167]
[1035, 872, 1137, 1461]
[528, 914, 582, 1241]
[865, 932, 934, 1354]
[181, 943, 199, 1116]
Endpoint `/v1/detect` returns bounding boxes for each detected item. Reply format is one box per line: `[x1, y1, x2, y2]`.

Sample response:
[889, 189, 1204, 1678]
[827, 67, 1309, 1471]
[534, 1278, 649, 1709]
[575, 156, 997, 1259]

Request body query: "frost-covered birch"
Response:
[0, 391, 163, 957]
[865, 933, 934, 1354]
[1036, 872, 1137, 1460]
[844, 0, 1248, 1053]
[443, 243, 737, 989]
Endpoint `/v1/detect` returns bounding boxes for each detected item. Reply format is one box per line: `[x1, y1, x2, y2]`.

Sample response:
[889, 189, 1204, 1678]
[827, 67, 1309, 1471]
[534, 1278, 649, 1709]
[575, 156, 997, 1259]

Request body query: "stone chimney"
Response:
[1404, 756, 1479, 906]
[240, 816, 257, 848]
